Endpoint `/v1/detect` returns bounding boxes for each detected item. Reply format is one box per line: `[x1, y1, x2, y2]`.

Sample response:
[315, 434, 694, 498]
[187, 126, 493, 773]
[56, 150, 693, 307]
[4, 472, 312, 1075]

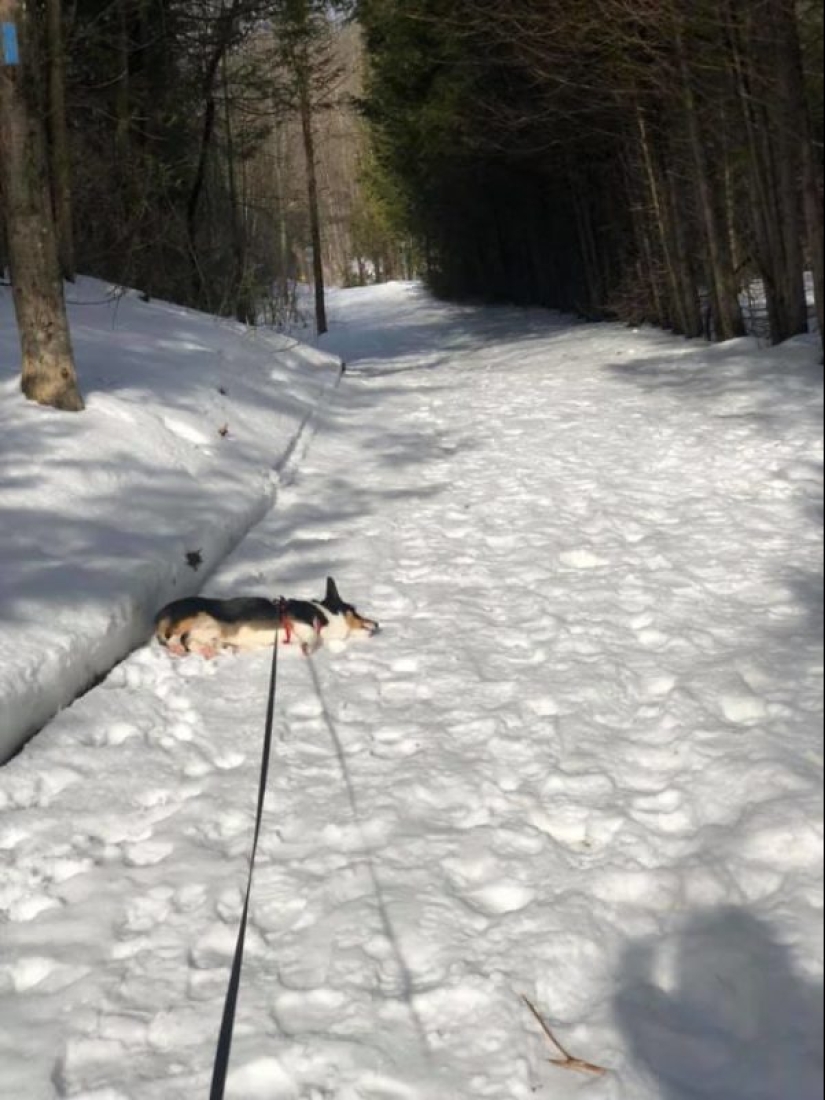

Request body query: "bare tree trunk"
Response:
[800, 118, 824, 348]
[298, 70, 327, 335]
[271, 115, 292, 310]
[221, 53, 252, 323]
[569, 166, 604, 314]
[777, 0, 823, 348]
[770, 0, 807, 339]
[727, 0, 809, 343]
[675, 23, 745, 341]
[636, 108, 682, 331]
[665, 165, 703, 338]
[114, 0, 131, 161]
[727, 0, 786, 337]
[0, 0, 83, 411]
[622, 154, 665, 326]
[185, 0, 242, 301]
[45, 0, 74, 279]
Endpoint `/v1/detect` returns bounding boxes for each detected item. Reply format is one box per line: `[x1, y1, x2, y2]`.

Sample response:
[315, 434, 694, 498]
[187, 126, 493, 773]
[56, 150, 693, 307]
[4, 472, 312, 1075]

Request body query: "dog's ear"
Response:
[324, 576, 340, 606]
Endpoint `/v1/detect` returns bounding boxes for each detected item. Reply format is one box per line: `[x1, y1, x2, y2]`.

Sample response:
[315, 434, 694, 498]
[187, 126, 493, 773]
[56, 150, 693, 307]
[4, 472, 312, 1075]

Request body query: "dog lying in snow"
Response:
[153, 577, 379, 658]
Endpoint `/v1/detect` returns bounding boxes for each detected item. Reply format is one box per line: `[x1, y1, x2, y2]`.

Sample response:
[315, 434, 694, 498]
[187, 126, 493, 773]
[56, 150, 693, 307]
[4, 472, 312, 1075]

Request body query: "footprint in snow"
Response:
[641, 673, 677, 698]
[121, 838, 174, 868]
[212, 749, 246, 770]
[484, 532, 519, 550]
[0, 765, 82, 810]
[224, 1057, 298, 1100]
[270, 987, 348, 1035]
[521, 695, 559, 718]
[190, 909, 265, 971]
[558, 548, 609, 569]
[442, 853, 535, 914]
[629, 788, 694, 835]
[3, 890, 63, 924]
[719, 691, 767, 725]
[103, 721, 142, 746]
[162, 415, 211, 446]
[75, 718, 145, 749]
[370, 726, 421, 760]
[1, 955, 89, 994]
[182, 754, 215, 779]
[389, 656, 418, 674]
[53, 1038, 135, 1099]
[189, 923, 242, 970]
[190, 809, 251, 857]
[632, 616, 672, 649]
[114, 887, 173, 941]
[464, 880, 536, 916]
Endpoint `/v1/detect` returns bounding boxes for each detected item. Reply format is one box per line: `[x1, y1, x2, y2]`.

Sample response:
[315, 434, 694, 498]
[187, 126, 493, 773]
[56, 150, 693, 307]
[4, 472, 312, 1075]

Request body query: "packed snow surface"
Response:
[0, 282, 822, 1100]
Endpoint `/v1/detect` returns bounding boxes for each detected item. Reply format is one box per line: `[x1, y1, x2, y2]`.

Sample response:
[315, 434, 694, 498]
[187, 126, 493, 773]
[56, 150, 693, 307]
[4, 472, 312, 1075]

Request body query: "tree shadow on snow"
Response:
[322, 290, 589, 374]
[604, 339, 823, 434]
[606, 341, 824, 649]
[614, 906, 824, 1100]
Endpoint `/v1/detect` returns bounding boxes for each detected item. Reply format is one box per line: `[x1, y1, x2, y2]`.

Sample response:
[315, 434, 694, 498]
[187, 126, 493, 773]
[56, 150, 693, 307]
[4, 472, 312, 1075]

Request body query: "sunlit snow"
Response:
[0, 280, 822, 1100]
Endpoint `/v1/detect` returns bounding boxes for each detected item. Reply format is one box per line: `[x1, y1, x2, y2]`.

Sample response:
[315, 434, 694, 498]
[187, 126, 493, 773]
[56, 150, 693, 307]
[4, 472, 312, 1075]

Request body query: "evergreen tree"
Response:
[358, 0, 823, 348]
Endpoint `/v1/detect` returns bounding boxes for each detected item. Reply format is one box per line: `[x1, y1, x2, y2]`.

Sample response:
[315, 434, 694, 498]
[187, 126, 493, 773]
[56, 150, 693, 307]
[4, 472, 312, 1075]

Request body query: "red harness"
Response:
[276, 598, 322, 647]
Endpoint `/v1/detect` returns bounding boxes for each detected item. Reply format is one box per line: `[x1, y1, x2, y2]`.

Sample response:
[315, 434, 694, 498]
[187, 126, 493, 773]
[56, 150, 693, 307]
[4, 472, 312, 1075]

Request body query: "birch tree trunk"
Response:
[0, 0, 83, 411]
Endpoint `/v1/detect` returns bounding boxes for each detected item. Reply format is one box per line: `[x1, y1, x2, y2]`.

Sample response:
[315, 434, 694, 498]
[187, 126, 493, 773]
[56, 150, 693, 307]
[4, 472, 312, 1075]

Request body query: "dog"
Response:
[153, 577, 379, 658]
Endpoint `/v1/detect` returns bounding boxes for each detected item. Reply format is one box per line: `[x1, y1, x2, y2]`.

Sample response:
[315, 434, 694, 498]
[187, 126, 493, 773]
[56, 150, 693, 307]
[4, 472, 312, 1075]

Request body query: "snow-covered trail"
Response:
[1, 284, 822, 1100]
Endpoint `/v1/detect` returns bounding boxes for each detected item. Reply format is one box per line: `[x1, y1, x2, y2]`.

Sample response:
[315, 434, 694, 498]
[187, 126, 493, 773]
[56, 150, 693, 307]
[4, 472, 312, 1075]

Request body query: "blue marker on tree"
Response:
[2, 21, 20, 66]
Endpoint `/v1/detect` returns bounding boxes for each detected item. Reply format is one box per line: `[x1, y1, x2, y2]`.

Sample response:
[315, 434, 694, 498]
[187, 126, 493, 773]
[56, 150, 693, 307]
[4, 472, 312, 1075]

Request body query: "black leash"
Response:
[209, 601, 283, 1100]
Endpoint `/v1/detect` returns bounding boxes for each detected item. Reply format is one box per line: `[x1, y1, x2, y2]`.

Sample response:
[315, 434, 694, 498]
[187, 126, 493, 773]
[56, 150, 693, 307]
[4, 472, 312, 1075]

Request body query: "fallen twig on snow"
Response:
[521, 994, 607, 1077]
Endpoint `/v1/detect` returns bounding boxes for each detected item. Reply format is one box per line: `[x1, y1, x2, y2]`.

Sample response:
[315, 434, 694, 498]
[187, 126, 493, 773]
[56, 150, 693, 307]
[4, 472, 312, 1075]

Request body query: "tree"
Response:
[45, 0, 74, 279]
[272, 0, 342, 335]
[357, 0, 821, 351]
[0, 0, 84, 410]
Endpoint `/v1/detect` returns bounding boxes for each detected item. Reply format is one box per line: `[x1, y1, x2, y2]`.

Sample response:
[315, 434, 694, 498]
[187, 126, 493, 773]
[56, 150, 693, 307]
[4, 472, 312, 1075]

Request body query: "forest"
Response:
[0, 9, 822, 1094]
[0, 0, 822, 411]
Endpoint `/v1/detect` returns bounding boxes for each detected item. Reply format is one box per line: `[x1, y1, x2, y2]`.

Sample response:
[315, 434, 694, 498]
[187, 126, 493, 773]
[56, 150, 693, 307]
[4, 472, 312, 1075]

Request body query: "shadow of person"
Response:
[614, 906, 823, 1100]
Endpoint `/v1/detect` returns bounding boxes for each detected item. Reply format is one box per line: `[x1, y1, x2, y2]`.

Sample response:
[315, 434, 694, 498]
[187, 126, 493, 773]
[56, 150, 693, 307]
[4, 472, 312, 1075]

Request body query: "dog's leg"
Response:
[298, 618, 324, 656]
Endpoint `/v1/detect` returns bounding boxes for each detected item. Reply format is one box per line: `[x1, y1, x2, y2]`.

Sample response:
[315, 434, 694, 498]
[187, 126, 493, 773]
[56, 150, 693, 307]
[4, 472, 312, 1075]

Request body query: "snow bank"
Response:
[0, 280, 341, 761]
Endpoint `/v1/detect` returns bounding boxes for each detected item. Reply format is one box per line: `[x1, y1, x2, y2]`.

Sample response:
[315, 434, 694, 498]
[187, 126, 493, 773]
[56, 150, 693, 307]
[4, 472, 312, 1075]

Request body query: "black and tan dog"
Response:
[154, 577, 379, 658]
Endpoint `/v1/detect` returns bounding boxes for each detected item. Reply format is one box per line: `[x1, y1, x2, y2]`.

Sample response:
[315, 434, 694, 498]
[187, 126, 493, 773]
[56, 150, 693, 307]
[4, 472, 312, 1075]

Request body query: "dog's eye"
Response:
[180, 632, 190, 648]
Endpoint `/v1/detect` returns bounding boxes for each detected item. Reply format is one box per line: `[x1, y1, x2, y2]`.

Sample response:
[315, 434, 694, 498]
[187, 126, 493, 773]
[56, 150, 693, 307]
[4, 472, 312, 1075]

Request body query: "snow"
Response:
[0, 280, 822, 1100]
[0, 280, 342, 760]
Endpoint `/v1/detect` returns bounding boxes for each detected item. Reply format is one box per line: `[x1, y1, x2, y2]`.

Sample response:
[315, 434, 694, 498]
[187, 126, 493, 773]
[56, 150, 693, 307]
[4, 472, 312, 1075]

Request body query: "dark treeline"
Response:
[357, 0, 823, 348]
